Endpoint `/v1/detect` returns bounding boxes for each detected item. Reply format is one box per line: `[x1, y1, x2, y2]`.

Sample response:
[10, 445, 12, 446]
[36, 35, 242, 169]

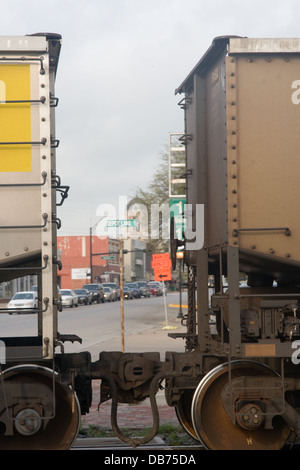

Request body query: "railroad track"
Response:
[72, 436, 204, 451]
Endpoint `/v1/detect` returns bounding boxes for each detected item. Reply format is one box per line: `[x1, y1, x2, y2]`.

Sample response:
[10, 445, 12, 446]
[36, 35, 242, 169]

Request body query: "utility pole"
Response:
[177, 251, 184, 319]
[119, 239, 124, 353]
[89, 217, 105, 283]
[90, 225, 93, 282]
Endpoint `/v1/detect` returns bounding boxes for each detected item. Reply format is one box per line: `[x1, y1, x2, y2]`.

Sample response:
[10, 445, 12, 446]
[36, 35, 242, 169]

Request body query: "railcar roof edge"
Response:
[175, 35, 300, 95]
[175, 35, 239, 95]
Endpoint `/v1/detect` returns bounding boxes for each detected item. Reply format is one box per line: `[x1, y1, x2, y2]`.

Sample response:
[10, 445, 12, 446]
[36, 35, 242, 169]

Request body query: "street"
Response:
[0, 292, 188, 360]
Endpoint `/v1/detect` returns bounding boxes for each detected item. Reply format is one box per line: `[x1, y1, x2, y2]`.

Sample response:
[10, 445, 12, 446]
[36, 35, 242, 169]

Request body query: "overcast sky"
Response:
[1, 0, 300, 235]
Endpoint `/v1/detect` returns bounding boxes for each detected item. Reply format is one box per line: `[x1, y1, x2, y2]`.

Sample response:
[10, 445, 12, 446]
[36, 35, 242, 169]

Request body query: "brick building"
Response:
[57, 236, 120, 289]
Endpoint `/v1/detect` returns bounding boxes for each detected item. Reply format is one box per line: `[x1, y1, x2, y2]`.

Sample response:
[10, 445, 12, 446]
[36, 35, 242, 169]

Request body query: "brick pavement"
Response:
[81, 379, 180, 430]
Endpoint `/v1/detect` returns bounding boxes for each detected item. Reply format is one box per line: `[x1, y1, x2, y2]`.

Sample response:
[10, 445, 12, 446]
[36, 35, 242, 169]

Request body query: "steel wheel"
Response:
[175, 389, 199, 441]
[191, 361, 291, 450]
[0, 365, 80, 450]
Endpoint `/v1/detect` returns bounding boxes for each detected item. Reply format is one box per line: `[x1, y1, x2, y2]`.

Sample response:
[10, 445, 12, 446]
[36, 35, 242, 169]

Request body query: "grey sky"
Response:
[0, 0, 299, 235]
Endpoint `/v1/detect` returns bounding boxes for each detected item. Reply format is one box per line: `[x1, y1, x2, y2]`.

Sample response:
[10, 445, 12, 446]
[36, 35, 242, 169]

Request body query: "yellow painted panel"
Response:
[0, 64, 32, 172]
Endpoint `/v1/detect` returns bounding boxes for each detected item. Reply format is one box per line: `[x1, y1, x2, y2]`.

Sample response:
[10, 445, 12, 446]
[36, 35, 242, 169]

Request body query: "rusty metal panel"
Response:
[205, 53, 228, 248]
[183, 46, 228, 263]
[183, 74, 206, 266]
[226, 50, 300, 270]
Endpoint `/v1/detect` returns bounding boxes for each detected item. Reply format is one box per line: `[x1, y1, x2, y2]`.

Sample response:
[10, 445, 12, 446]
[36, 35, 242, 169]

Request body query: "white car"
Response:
[8, 291, 38, 314]
[60, 289, 79, 308]
[103, 286, 115, 302]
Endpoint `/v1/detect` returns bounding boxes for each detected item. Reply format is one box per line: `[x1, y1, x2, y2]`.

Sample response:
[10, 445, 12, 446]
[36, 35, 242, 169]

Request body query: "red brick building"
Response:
[57, 236, 120, 289]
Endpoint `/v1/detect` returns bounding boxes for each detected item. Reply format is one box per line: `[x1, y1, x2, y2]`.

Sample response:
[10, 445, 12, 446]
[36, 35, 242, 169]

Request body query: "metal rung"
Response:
[232, 227, 290, 237]
[0, 138, 46, 145]
[0, 97, 46, 104]
[50, 93, 59, 107]
[0, 255, 49, 271]
[0, 56, 45, 74]
[0, 212, 48, 229]
[0, 171, 47, 187]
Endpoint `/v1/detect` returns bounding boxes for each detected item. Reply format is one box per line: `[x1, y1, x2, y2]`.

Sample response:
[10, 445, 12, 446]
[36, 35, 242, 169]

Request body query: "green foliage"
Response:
[79, 422, 197, 446]
[130, 147, 170, 254]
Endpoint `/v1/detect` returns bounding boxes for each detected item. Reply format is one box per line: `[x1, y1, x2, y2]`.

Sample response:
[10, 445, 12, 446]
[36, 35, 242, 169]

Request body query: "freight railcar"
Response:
[173, 35, 300, 450]
[1, 34, 300, 451]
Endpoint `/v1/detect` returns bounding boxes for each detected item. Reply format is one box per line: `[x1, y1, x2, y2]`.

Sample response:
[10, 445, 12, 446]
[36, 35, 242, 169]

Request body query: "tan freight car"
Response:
[173, 37, 300, 449]
[176, 37, 300, 285]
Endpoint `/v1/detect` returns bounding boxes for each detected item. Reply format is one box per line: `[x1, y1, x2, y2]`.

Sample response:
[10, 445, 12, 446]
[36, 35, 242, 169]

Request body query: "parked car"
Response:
[103, 286, 116, 302]
[136, 281, 150, 298]
[74, 289, 92, 305]
[158, 281, 167, 295]
[102, 282, 120, 300]
[7, 291, 38, 314]
[123, 286, 133, 299]
[125, 282, 141, 298]
[148, 282, 163, 296]
[60, 289, 79, 308]
[82, 283, 105, 303]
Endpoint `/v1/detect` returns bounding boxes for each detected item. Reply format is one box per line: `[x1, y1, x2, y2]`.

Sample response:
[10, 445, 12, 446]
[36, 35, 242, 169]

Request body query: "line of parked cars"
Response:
[6, 280, 168, 313]
[124, 281, 166, 299]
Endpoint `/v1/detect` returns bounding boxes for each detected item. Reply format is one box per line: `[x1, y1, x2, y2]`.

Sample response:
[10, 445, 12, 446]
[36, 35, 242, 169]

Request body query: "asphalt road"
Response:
[0, 292, 188, 360]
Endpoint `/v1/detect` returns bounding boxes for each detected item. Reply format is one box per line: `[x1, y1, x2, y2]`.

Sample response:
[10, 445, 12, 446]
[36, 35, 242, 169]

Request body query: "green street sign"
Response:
[101, 255, 115, 260]
[170, 198, 186, 241]
[107, 219, 137, 228]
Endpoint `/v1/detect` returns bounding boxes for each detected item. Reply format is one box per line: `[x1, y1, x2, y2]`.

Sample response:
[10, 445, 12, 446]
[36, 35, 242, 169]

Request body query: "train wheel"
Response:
[0, 365, 80, 450]
[175, 390, 199, 441]
[191, 361, 291, 450]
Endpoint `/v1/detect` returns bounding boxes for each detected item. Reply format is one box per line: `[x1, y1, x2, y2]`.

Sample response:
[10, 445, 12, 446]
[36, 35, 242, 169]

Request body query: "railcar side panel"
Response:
[226, 48, 300, 281]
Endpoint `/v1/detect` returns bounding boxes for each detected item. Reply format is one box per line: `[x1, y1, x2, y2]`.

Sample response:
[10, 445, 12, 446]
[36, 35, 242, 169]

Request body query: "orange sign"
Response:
[152, 253, 172, 281]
